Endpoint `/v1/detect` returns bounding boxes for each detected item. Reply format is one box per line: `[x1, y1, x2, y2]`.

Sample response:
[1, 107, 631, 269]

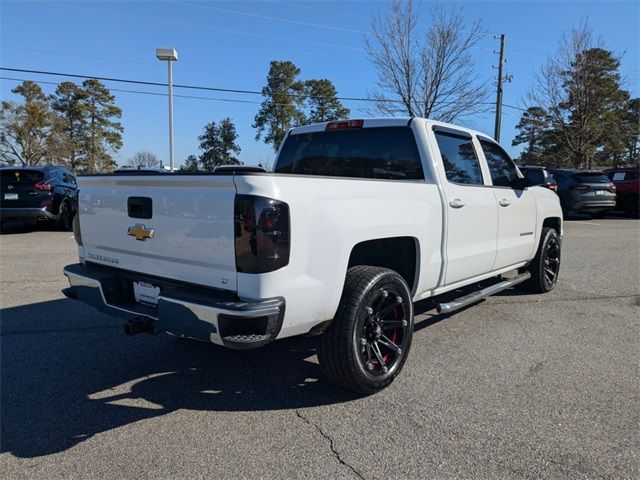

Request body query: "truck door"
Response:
[432, 127, 498, 285]
[478, 139, 537, 269]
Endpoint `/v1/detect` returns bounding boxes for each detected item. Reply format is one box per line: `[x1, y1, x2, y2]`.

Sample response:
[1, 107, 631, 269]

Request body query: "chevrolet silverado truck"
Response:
[63, 118, 563, 394]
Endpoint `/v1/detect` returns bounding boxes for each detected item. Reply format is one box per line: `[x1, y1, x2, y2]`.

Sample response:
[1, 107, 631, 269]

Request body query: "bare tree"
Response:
[366, 1, 489, 121]
[528, 21, 628, 169]
[126, 151, 160, 168]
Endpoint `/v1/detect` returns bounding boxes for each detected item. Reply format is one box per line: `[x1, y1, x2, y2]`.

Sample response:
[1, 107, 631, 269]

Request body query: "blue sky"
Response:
[1, 1, 639, 168]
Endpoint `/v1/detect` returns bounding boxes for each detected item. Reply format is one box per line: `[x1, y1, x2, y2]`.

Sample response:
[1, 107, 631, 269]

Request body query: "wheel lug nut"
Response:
[396, 296, 402, 304]
[359, 338, 367, 346]
[402, 320, 408, 327]
[381, 290, 388, 298]
[366, 307, 373, 315]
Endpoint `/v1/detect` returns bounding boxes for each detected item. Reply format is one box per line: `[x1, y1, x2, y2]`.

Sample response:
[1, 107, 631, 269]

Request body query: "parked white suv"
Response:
[64, 118, 562, 394]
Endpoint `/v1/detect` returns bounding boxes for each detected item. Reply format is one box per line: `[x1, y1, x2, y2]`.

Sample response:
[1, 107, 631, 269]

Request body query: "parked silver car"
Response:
[550, 169, 616, 217]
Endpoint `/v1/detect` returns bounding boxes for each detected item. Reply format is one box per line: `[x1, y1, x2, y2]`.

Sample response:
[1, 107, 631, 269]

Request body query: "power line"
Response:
[163, 0, 367, 34]
[0, 68, 528, 112]
[0, 46, 152, 65]
[0, 66, 401, 104]
[61, 4, 364, 52]
[0, 76, 262, 105]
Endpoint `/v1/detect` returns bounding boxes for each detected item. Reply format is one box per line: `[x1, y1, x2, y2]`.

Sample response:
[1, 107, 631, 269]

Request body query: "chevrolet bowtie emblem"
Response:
[128, 224, 155, 241]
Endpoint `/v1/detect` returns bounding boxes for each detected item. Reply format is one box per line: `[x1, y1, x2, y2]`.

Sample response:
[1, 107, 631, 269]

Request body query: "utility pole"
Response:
[494, 34, 506, 142]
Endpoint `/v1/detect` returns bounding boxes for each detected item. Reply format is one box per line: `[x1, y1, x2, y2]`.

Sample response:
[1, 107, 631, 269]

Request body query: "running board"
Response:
[436, 272, 531, 314]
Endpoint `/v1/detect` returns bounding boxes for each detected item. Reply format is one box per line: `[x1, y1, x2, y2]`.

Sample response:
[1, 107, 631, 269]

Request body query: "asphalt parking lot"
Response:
[1, 217, 639, 479]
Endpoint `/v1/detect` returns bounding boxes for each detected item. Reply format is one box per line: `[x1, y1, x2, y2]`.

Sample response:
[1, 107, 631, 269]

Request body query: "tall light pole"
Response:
[156, 48, 178, 171]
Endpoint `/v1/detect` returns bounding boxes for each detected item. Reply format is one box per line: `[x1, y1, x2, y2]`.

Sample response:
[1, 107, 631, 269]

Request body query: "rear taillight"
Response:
[234, 195, 290, 274]
[611, 184, 616, 192]
[34, 181, 52, 192]
[548, 182, 558, 192]
[326, 119, 363, 131]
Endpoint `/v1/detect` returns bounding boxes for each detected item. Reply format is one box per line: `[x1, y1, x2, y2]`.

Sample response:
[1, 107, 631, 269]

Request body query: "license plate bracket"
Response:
[133, 281, 160, 306]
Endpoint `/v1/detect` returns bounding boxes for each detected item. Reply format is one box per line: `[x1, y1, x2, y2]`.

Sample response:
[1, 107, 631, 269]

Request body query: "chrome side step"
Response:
[436, 271, 531, 314]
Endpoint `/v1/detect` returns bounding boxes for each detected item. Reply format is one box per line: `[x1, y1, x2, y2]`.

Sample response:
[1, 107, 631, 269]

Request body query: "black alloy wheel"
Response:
[542, 235, 560, 290]
[318, 266, 414, 394]
[359, 288, 409, 377]
[524, 227, 561, 293]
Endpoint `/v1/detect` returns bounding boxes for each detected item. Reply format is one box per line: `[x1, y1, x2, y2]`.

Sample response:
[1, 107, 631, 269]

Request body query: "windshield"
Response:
[274, 127, 424, 180]
[571, 172, 610, 184]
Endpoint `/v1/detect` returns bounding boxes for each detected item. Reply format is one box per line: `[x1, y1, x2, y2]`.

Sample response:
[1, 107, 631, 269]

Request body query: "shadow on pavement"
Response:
[1, 281, 528, 459]
[1, 299, 360, 459]
[0, 220, 62, 234]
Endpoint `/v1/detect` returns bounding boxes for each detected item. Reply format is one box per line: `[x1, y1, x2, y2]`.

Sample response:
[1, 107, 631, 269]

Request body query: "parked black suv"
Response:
[0, 166, 78, 230]
[549, 169, 616, 217]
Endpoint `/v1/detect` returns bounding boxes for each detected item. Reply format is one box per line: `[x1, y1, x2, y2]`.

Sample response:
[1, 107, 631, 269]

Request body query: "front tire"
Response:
[524, 227, 561, 293]
[318, 266, 414, 394]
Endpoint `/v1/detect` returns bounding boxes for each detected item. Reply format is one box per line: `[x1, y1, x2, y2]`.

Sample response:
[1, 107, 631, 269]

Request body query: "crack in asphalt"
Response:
[295, 409, 366, 480]
[236, 351, 365, 479]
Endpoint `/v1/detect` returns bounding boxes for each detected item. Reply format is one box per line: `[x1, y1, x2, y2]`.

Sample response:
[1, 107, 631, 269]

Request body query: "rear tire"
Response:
[524, 227, 561, 293]
[318, 266, 414, 395]
[57, 201, 73, 231]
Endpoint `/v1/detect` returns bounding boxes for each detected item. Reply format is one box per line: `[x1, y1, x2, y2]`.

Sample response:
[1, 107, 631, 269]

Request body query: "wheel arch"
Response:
[542, 216, 562, 234]
[347, 236, 420, 295]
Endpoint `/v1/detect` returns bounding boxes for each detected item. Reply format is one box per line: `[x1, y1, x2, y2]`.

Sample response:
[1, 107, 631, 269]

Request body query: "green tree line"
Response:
[1, 79, 123, 172]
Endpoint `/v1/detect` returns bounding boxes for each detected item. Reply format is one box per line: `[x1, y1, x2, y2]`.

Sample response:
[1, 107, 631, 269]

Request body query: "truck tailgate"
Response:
[78, 175, 238, 291]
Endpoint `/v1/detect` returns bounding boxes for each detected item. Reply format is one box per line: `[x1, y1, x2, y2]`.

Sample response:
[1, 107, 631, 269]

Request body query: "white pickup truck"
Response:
[63, 117, 562, 394]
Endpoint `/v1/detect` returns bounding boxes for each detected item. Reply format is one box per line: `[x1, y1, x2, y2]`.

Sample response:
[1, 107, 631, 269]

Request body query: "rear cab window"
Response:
[274, 126, 425, 180]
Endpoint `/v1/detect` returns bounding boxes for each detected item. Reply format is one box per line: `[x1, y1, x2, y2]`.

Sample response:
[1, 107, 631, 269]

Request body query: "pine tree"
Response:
[529, 24, 631, 169]
[621, 98, 640, 165]
[512, 107, 550, 164]
[51, 81, 86, 170]
[253, 61, 306, 152]
[197, 118, 242, 171]
[81, 79, 123, 173]
[304, 79, 349, 123]
[182, 154, 199, 172]
[0, 81, 55, 166]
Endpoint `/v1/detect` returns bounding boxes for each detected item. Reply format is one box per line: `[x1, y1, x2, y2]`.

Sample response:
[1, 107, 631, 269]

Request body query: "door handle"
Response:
[449, 199, 465, 209]
[499, 198, 511, 207]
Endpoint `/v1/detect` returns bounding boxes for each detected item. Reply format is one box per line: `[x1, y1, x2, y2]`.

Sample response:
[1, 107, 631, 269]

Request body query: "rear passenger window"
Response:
[480, 140, 518, 187]
[434, 132, 483, 185]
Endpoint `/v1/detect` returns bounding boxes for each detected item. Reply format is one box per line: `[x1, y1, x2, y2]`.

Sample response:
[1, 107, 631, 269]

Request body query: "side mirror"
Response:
[512, 177, 528, 190]
[524, 169, 546, 187]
